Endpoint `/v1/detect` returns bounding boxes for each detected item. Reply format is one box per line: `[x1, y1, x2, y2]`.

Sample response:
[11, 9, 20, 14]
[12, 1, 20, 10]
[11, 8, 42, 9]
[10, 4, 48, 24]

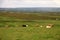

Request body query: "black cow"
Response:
[22, 24, 28, 27]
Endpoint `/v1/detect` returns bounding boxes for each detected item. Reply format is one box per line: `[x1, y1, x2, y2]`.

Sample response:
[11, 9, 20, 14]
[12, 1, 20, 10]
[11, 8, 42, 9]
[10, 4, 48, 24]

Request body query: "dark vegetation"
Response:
[0, 11, 60, 20]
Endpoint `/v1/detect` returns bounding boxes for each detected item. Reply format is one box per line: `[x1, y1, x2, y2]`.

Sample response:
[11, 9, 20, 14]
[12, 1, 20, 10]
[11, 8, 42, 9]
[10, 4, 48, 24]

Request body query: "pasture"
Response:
[0, 20, 60, 40]
[0, 12, 60, 40]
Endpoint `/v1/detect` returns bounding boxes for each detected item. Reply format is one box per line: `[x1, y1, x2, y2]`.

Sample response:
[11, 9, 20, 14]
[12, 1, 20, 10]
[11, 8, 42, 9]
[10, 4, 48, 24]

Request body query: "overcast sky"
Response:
[0, 0, 60, 8]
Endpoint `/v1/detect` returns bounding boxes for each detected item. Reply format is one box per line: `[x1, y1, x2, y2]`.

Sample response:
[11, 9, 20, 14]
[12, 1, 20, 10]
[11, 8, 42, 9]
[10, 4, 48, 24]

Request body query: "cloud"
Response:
[0, 0, 60, 8]
[0, 0, 3, 6]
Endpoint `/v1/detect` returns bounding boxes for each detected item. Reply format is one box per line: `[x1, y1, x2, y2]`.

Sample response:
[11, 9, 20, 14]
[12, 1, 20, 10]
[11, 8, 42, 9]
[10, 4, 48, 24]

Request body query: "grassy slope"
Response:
[0, 22, 60, 40]
[0, 19, 60, 40]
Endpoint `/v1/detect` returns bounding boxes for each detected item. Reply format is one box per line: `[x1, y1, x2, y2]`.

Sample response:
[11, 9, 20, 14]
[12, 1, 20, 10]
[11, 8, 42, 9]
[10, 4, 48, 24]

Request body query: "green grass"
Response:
[0, 20, 60, 40]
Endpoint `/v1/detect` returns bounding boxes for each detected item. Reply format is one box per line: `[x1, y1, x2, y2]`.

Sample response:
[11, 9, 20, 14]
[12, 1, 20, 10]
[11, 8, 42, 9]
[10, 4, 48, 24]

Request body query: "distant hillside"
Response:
[0, 12, 60, 20]
[0, 7, 60, 12]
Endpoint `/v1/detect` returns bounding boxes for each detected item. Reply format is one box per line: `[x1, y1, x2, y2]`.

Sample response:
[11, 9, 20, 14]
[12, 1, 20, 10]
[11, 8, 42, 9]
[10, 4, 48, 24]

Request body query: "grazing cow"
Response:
[35, 24, 39, 27]
[46, 24, 54, 28]
[35, 24, 43, 27]
[5, 25, 9, 28]
[40, 25, 43, 27]
[22, 24, 28, 27]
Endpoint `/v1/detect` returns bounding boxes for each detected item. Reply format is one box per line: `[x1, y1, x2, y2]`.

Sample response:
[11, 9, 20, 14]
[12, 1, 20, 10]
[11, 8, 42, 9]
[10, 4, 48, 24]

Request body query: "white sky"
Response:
[0, 0, 60, 8]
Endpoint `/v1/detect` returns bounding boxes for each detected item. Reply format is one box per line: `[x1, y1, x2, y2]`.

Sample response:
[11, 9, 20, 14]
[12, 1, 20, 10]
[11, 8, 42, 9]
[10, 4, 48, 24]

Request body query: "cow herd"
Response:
[22, 24, 54, 28]
[0, 23, 54, 29]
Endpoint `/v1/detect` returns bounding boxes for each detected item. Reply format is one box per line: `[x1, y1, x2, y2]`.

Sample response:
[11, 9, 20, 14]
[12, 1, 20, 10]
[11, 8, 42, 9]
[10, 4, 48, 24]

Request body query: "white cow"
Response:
[46, 24, 54, 28]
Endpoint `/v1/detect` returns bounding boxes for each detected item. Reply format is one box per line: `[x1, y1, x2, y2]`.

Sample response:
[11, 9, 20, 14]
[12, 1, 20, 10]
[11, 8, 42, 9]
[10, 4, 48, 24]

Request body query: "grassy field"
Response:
[0, 13, 60, 40]
[0, 19, 60, 40]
